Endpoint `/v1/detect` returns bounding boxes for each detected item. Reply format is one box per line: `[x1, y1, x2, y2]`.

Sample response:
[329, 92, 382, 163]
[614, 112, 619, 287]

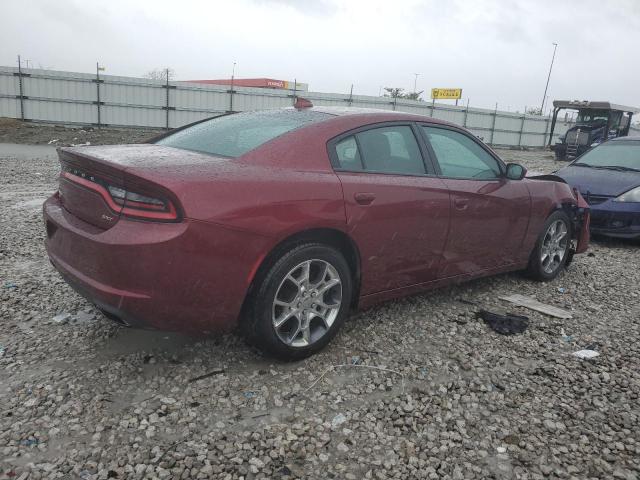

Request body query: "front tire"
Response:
[527, 211, 572, 281]
[244, 243, 353, 360]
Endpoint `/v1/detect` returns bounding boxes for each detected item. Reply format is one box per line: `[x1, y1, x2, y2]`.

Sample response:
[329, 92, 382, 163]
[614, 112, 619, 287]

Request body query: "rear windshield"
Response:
[156, 109, 332, 158]
[574, 141, 640, 169]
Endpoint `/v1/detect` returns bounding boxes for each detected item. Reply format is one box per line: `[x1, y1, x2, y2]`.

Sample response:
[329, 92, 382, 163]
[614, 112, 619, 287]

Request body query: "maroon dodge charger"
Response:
[44, 104, 590, 359]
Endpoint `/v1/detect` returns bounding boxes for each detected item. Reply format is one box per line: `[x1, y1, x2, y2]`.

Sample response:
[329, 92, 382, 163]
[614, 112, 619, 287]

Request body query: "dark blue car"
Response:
[555, 137, 640, 239]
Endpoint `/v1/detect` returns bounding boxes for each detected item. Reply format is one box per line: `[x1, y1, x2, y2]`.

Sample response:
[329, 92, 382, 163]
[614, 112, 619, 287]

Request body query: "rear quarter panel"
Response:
[169, 164, 347, 238]
[121, 144, 349, 301]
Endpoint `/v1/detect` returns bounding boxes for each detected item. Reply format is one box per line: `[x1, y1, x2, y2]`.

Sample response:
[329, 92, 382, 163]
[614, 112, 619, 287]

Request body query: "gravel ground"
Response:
[1, 126, 639, 480]
[0, 118, 158, 147]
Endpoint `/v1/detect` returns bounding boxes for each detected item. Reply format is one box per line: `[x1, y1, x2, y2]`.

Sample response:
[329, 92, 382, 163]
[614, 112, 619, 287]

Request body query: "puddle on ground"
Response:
[12, 197, 48, 210]
[0, 143, 58, 158]
[92, 327, 199, 360]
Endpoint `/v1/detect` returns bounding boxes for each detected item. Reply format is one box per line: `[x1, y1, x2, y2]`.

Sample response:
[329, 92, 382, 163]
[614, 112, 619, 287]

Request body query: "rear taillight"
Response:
[61, 169, 179, 222]
[106, 185, 177, 219]
[111, 185, 178, 221]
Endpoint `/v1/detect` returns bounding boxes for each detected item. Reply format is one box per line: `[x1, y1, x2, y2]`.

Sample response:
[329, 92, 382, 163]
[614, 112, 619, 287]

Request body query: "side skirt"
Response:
[357, 262, 528, 309]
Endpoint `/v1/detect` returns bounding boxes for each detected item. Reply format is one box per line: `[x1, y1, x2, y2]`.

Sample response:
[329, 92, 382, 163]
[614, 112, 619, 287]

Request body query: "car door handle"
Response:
[354, 192, 376, 205]
[454, 198, 468, 210]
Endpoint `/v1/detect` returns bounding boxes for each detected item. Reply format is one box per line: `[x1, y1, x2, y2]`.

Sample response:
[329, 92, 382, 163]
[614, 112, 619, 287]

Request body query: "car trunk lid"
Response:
[56, 144, 229, 228]
[58, 147, 127, 230]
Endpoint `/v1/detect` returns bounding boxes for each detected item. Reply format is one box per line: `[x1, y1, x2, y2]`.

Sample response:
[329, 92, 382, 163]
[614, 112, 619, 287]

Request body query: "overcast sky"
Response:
[2, 0, 639, 112]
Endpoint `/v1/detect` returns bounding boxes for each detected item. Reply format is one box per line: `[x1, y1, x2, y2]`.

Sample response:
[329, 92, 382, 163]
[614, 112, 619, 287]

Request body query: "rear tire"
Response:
[527, 211, 572, 281]
[244, 243, 352, 361]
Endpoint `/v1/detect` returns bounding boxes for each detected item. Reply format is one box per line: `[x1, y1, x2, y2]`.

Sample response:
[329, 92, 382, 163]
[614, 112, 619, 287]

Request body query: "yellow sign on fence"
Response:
[431, 88, 462, 100]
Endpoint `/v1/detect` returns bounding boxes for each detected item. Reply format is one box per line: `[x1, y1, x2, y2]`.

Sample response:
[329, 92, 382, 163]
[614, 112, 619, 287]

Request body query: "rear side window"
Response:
[336, 136, 363, 170]
[422, 126, 502, 179]
[334, 125, 426, 175]
[156, 109, 332, 158]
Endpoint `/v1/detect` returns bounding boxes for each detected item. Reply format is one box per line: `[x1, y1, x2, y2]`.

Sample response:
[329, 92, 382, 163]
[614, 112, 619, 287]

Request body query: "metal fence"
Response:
[0, 65, 575, 148]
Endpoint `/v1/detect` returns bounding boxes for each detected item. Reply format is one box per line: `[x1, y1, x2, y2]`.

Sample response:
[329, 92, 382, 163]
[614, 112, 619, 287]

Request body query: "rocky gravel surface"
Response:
[0, 118, 158, 147]
[1, 135, 639, 479]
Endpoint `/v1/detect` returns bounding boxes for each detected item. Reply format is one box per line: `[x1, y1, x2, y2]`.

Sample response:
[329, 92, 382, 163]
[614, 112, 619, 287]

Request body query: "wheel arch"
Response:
[526, 202, 573, 258]
[548, 201, 582, 239]
[244, 227, 362, 312]
[545, 201, 576, 220]
[538, 202, 581, 267]
[526, 207, 574, 280]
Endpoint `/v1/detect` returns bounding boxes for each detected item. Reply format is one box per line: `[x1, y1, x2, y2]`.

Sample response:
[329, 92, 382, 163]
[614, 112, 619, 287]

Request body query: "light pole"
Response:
[540, 42, 558, 115]
[413, 73, 420, 94]
[230, 61, 236, 112]
[96, 62, 105, 128]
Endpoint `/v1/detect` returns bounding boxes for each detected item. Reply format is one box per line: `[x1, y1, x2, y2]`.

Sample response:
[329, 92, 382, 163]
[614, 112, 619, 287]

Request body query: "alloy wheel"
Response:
[541, 219, 568, 274]
[271, 259, 342, 348]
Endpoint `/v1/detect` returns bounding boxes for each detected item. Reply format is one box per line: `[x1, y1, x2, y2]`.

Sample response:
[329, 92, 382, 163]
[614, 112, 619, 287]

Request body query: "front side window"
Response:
[422, 126, 502, 179]
[157, 109, 332, 158]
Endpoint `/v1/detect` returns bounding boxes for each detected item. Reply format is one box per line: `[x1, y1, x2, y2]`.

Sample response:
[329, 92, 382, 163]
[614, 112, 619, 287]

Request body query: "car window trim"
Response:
[417, 123, 507, 180]
[410, 123, 440, 175]
[352, 134, 367, 170]
[326, 121, 437, 177]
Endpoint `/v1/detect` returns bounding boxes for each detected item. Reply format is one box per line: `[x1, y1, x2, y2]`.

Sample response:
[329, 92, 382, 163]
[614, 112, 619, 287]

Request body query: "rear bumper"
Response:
[44, 194, 269, 334]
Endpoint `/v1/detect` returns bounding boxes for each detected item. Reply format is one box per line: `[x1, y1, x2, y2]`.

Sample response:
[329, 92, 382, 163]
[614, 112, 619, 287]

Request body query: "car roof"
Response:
[306, 106, 400, 116]
[286, 105, 456, 127]
[552, 100, 640, 113]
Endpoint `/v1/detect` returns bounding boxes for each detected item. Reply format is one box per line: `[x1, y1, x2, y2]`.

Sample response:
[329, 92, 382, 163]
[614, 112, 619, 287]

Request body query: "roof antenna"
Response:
[294, 97, 313, 109]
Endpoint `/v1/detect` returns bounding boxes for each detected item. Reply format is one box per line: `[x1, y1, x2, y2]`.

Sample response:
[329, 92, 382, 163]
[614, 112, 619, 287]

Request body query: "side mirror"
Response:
[506, 163, 527, 180]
